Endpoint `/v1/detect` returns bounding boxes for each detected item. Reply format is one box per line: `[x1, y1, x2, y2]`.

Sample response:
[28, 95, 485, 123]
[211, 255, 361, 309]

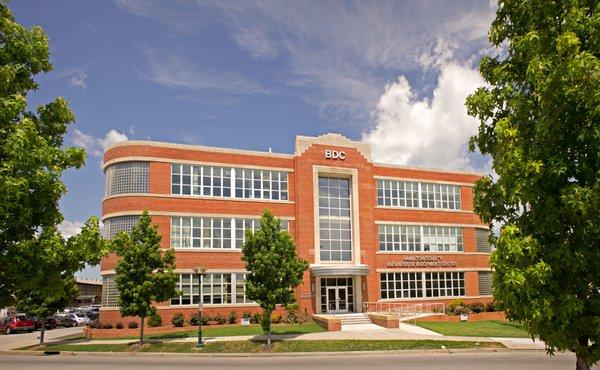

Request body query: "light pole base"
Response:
[196, 330, 204, 348]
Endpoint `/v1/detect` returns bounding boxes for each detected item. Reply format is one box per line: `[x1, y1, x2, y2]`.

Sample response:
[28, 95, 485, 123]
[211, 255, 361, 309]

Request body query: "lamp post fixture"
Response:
[194, 267, 207, 348]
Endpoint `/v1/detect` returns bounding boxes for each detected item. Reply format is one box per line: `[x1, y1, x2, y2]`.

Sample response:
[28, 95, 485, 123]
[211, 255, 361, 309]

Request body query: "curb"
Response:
[0, 347, 546, 358]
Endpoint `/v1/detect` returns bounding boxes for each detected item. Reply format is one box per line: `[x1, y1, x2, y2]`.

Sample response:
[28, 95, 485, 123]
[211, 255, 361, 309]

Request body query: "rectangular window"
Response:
[171, 273, 250, 306]
[101, 274, 119, 307]
[105, 161, 149, 197]
[172, 216, 289, 249]
[318, 177, 352, 262]
[378, 225, 462, 252]
[478, 271, 493, 296]
[173, 164, 288, 201]
[103, 215, 140, 239]
[377, 179, 461, 210]
[380, 272, 465, 299]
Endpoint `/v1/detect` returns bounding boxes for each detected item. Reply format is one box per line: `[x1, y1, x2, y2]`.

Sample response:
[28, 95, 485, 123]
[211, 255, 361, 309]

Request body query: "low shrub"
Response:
[189, 313, 200, 326]
[214, 314, 226, 325]
[448, 299, 464, 312]
[271, 313, 282, 324]
[485, 302, 496, 312]
[299, 308, 311, 324]
[101, 323, 113, 329]
[115, 322, 124, 329]
[148, 312, 162, 327]
[285, 303, 299, 324]
[453, 306, 472, 315]
[201, 314, 210, 325]
[228, 310, 237, 324]
[88, 322, 101, 329]
[127, 321, 138, 329]
[469, 302, 485, 314]
[242, 311, 252, 319]
[251, 313, 262, 324]
[171, 313, 186, 327]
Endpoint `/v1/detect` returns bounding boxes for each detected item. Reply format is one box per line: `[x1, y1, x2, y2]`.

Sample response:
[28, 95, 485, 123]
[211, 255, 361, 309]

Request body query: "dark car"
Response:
[0, 315, 35, 334]
[55, 314, 77, 327]
[33, 317, 57, 330]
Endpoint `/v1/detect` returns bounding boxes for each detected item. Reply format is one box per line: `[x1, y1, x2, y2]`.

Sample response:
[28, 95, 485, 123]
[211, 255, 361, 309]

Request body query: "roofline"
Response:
[373, 162, 486, 177]
[105, 140, 295, 159]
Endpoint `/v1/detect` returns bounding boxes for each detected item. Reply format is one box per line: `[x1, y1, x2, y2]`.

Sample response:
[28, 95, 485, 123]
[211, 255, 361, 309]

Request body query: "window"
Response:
[318, 177, 352, 262]
[171, 217, 289, 249]
[101, 274, 119, 307]
[476, 229, 492, 252]
[425, 272, 465, 297]
[376, 179, 461, 210]
[379, 225, 462, 252]
[103, 215, 140, 239]
[170, 273, 250, 306]
[478, 271, 493, 296]
[380, 273, 423, 299]
[105, 162, 149, 197]
[172, 164, 288, 201]
[380, 272, 465, 299]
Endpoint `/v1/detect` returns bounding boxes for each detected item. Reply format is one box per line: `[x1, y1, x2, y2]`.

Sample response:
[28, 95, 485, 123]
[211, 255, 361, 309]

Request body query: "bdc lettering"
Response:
[324, 149, 346, 160]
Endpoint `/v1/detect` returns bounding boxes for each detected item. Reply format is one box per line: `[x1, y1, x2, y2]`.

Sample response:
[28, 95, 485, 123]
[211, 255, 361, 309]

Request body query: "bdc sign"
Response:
[325, 149, 346, 160]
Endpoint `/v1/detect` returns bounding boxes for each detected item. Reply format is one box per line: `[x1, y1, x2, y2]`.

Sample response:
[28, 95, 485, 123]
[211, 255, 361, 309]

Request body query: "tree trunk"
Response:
[39, 319, 45, 345]
[575, 337, 590, 370]
[140, 316, 145, 345]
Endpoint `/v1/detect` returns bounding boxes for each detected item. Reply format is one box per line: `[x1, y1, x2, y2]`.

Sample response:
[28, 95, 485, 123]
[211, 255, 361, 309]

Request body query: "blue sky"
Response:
[11, 1, 497, 278]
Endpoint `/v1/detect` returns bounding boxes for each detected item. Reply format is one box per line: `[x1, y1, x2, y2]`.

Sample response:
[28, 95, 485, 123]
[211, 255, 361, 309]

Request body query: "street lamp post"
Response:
[194, 267, 206, 348]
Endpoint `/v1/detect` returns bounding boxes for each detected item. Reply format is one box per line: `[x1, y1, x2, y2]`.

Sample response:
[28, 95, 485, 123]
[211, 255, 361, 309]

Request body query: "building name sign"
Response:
[387, 256, 458, 268]
[325, 149, 346, 160]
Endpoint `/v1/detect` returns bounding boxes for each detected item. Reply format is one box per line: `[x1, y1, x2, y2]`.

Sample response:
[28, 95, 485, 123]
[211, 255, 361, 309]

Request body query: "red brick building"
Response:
[100, 133, 492, 324]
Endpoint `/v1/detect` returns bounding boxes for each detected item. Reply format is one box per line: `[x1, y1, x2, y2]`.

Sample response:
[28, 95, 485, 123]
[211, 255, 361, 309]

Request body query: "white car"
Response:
[69, 312, 91, 326]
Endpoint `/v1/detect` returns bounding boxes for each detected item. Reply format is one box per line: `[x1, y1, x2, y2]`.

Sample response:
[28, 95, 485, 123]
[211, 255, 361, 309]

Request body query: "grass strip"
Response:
[27, 339, 504, 353]
[415, 320, 530, 338]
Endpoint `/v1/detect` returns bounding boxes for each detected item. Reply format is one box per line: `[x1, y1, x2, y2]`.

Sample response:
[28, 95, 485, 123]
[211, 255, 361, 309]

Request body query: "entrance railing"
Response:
[362, 302, 445, 321]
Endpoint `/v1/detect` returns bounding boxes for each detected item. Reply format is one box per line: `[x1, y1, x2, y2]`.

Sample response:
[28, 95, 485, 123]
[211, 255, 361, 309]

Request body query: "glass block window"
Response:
[380, 272, 465, 300]
[379, 225, 462, 252]
[171, 164, 288, 201]
[171, 273, 249, 306]
[476, 229, 492, 252]
[172, 216, 289, 249]
[380, 272, 423, 299]
[318, 177, 352, 262]
[103, 215, 140, 239]
[376, 179, 461, 210]
[101, 274, 119, 307]
[425, 272, 465, 297]
[478, 271, 493, 296]
[105, 162, 149, 197]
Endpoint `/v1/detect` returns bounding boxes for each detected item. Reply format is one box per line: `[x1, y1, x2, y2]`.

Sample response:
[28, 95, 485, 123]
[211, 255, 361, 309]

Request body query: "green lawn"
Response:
[29, 339, 504, 353]
[415, 320, 530, 338]
[112, 323, 325, 340]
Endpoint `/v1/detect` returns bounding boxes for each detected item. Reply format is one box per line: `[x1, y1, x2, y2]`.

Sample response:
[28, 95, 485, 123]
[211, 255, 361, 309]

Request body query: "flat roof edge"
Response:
[373, 162, 486, 177]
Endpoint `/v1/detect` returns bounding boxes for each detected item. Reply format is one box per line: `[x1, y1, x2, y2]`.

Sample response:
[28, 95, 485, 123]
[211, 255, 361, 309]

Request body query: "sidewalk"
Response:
[60, 324, 545, 351]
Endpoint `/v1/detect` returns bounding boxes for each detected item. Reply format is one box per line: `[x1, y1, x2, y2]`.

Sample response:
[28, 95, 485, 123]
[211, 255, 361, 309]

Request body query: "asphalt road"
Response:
[0, 351, 596, 370]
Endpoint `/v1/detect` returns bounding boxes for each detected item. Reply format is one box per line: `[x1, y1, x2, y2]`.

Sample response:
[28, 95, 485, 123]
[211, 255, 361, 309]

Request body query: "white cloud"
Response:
[56, 68, 89, 89]
[137, 47, 266, 94]
[73, 129, 129, 157]
[362, 59, 485, 171]
[57, 220, 85, 239]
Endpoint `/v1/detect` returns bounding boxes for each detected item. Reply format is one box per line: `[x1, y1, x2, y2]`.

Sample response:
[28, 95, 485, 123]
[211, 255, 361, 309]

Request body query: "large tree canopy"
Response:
[466, 1, 600, 369]
[0, 2, 89, 307]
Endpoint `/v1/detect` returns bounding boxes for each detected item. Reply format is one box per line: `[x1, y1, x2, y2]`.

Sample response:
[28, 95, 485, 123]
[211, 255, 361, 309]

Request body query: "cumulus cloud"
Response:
[362, 59, 485, 171]
[57, 220, 85, 239]
[73, 129, 129, 157]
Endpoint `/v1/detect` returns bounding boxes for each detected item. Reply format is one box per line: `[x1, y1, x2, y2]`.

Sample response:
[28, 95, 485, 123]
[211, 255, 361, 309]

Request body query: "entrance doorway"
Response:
[320, 277, 354, 313]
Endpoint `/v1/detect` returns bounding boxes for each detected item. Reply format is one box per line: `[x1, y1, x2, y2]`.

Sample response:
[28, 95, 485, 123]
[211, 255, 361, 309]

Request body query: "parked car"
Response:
[61, 312, 91, 326]
[55, 314, 77, 327]
[33, 317, 57, 330]
[0, 315, 35, 334]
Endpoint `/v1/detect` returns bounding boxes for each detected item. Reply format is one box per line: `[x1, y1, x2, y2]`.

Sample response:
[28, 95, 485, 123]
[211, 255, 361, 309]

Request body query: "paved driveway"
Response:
[0, 327, 82, 351]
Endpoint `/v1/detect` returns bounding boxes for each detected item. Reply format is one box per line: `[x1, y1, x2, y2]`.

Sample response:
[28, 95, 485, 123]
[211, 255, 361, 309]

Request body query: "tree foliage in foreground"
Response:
[241, 210, 309, 346]
[0, 0, 105, 329]
[112, 211, 177, 345]
[466, 1, 600, 369]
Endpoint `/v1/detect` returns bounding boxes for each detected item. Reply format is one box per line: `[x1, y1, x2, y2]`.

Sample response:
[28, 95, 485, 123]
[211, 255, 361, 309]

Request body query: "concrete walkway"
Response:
[57, 324, 545, 350]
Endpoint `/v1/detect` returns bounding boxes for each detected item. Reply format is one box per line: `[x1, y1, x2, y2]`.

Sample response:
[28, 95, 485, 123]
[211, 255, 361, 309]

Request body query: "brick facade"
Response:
[100, 133, 491, 324]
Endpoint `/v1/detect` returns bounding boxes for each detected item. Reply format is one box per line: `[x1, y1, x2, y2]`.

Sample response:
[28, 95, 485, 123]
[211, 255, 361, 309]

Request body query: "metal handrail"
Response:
[362, 301, 445, 320]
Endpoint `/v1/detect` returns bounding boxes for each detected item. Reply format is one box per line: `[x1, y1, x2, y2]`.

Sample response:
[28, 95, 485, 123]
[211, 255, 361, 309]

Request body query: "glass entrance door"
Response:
[326, 287, 349, 313]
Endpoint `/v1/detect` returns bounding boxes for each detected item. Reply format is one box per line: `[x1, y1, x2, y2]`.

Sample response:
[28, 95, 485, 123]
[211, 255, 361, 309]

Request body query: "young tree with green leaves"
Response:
[112, 211, 177, 345]
[0, 0, 106, 331]
[13, 218, 106, 344]
[241, 210, 309, 346]
[466, 1, 600, 369]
